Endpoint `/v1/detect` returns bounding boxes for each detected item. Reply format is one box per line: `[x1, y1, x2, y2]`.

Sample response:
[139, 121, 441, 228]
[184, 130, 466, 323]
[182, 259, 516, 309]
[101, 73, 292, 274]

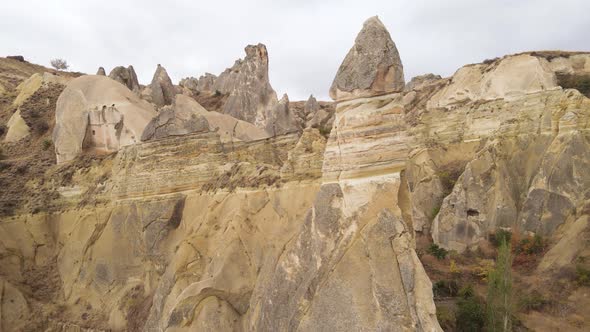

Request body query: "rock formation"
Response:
[4, 72, 69, 142]
[96, 67, 106, 75]
[213, 44, 278, 126]
[180, 44, 279, 129]
[329, 16, 405, 101]
[3, 15, 590, 332]
[108, 65, 140, 93]
[265, 93, 301, 136]
[142, 64, 176, 107]
[404, 73, 442, 91]
[53, 75, 156, 162]
[304, 94, 320, 115]
[141, 104, 210, 141]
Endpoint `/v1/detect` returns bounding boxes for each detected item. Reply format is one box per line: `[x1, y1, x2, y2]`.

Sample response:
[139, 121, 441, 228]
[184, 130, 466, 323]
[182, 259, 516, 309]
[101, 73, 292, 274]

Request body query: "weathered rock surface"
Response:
[108, 65, 140, 93]
[53, 75, 156, 163]
[141, 104, 210, 141]
[4, 109, 30, 142]
[142, 64, 177, 107]
[213, 44, 278, 126]
[96, 67, 106, 76]
[4, 15, 590, 332]
[405, 73, 442, 91]
[330, 16, 405, 101]
[265, 93, 301, 136]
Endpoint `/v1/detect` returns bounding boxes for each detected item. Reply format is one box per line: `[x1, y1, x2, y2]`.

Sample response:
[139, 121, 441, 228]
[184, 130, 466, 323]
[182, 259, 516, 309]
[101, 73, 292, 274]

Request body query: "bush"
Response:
[428, 243, 448, 260]
[42, 139, 52, 150]
[576, 264, 590, 286]
[518, 290, 548, 312]
[50, 58, 69, 71]
[318, 126, 331, 137]
[433, 279, 459, 298]
[515, 234, 545, 255]
[490, 229, 512, 247]
[456, 288, 485, 332]
[556, 73, 590, 98]
[458, 284, 476, 299]
[474, 259, 495, 281]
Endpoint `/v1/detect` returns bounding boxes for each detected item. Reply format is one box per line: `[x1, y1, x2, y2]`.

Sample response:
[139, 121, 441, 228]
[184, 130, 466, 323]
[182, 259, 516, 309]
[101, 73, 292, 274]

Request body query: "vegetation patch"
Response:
[556, 73, 590, 98]
[456, 285, 486, 332]
[428, 243, 449, 260]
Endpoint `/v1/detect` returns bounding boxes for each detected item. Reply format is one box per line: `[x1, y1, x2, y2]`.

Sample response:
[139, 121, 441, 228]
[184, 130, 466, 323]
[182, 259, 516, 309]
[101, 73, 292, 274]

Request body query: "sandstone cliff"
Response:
[1, 17, 590, 332]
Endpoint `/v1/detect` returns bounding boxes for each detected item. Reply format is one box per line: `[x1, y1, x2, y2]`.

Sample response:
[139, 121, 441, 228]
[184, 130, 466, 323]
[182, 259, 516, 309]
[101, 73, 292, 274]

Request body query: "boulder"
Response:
[143, 64, 176, 107]
[330, 16, 405, 101]
[53, 75, 156, 163]
[108, 65, 140, 93]
[4, 109, 30, 142]
[96, 67, 106, 75]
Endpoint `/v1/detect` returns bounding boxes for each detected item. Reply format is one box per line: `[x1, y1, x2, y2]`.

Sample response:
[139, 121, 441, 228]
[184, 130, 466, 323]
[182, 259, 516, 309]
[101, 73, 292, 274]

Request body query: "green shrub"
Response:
[42, 139, 52, 150]
[458, 284, 476, 299]
[516, 234, 545, 255]
[318, 126, 331, 137]
[490, 229, 512, 247]
[518, 290, 548, 312]
[576, 264, 590, 286]
[456, 293, 485, 332]
[428, 243, 448, 260]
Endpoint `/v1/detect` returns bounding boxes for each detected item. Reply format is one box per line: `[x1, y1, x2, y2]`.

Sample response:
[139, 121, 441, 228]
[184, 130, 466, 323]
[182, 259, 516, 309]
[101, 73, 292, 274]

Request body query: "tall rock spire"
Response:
[330, 16, 404, 101]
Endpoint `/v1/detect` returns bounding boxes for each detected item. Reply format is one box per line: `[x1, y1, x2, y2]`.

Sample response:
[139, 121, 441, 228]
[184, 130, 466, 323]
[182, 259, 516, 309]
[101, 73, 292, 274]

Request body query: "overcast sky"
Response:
[2, 0, 589, 100]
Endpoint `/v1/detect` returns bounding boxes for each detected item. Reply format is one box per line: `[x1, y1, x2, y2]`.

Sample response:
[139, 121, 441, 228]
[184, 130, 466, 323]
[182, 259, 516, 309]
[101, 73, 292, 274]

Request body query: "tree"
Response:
[50, 58, 69, 71]
[486, 239, 513, 332]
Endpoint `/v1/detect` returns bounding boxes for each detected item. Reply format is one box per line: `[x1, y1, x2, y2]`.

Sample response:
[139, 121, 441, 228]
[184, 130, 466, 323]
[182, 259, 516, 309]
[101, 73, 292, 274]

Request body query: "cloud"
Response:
[1, 0, 588, 100]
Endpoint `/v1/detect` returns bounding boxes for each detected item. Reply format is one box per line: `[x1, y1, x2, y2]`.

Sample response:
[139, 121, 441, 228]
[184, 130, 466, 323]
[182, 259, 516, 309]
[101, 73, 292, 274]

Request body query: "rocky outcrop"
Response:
[4, 72, 69, 142]
[171, 94, 269, 142]
[265, 93, 300, 136]
[4, 109, 30, 142]
[96, 67, 106, 76]
[304, 94, 320, 115]
[141, 103, 210, 141]
[108, 65, 140, 93]
[53, 75, 156, 163]
[405, 73, 442, 91]
[330, 16, 405, 101]
[142, 64, 177, 107]
[213, 44, 278, 126]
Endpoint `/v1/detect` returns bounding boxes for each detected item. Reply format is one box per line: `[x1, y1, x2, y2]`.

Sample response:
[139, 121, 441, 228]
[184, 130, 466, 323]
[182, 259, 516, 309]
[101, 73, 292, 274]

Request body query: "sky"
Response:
[1, 0, 589, 100]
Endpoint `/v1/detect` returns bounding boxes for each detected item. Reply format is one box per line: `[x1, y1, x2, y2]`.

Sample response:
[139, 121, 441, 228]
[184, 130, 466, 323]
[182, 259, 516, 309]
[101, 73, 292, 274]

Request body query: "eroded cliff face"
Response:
[2, 17, 590, 332]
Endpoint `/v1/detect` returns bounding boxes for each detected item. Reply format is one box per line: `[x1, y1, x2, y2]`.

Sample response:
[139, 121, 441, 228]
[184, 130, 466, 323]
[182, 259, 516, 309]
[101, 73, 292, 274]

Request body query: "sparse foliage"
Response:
[456, 285, 485, 332]
[50, 58, 69, 71]
[42, 139, 52, 150]
[486, 239, 513, 332]
[427, 243, 448, 260]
